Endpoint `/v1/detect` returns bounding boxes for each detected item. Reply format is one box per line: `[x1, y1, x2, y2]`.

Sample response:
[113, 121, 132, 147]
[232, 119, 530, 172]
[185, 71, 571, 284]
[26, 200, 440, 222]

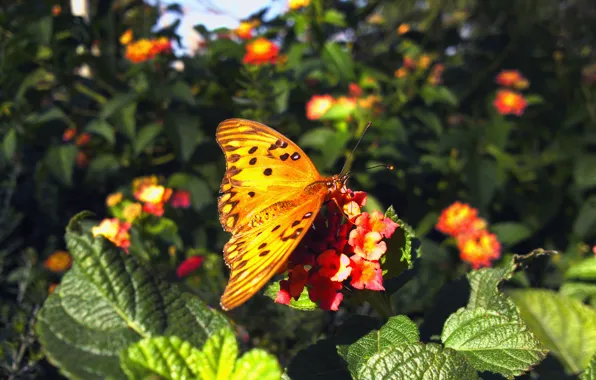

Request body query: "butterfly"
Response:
[216, 118, 349, 310]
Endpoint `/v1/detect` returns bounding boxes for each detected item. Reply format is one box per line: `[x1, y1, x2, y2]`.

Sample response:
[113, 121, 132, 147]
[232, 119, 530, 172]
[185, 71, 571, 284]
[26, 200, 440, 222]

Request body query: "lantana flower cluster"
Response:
[62, 128, 92, 168]
[121, 29, 172, 64]
[436, 201, 501, 269]
[394, 54, 444, 85]
[91, 175, 191, 252]
[275, 189, 399, 310]
[242, 37, 280, 65]
[493, 70, 529, 116]
[305, 81, 383, 121]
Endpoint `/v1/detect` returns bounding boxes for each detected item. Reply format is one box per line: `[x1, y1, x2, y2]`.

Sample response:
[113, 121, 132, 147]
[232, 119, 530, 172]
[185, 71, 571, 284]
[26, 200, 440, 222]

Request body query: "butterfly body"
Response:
[216, 118, 347, 310]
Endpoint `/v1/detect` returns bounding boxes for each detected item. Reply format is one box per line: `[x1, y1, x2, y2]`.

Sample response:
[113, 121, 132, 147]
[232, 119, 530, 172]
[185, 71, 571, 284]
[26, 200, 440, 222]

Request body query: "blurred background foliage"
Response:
[1, 0, 596, 378]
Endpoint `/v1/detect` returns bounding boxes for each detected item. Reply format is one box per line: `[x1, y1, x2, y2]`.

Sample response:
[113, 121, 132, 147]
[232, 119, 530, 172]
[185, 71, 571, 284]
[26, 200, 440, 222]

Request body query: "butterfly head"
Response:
[325, 173, 350, 195]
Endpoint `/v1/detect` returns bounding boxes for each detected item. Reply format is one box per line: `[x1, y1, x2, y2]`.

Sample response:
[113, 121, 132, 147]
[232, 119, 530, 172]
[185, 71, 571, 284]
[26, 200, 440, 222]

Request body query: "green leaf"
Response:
[35, 213, 230, 379]
[45, 145, 77, 187]
[466, 157, 497, 209]
[466, 259, 518, 317]
[566, 257, 596, 281]
[85, 119, 115, 145]
[319, 102, 355, 121]
[3, 127, 16, 160]
[509, 289, 596, 374]
[170, 81, 196, 105]
[231, 349, 282, 380]
[120, 336, 202, 380]
[413, 109, 442, 135]
[100, 93, 137, 120]
[85, 154, 120, 183]
[420, 85, 459, 106]
[323, 9, 346, 26]
[573, 196, 596, 240]
[145, 217, 182, 247]
[264, 282, 318, 311]
[164, 112, 202, 162]
[491, 222, 532, 246]
[575, 155, 596, 190]
[357, 343, 479, 380]
[442, 307, 546, 377]
[582, 354, 596, 380]
[196, 328, 238, 380]
[337, 315, 419, 377]
[322, 42, 355, 81]
[560, 282, 596, 306]
[133, 123, 163, 157]
[383, 207, 418, 279]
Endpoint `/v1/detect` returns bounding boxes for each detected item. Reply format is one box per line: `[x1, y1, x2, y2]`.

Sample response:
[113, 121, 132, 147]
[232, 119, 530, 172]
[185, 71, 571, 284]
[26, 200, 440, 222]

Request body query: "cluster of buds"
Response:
[394, 54, 444, 85]
[436, 201, 501, 269]
[62, 128, 92, 168]
[276, 189, 399, 310]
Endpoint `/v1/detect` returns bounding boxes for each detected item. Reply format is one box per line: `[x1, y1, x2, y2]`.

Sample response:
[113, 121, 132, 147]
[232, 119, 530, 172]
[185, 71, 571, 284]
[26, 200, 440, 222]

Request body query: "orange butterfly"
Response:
[216, 118, 348, 310]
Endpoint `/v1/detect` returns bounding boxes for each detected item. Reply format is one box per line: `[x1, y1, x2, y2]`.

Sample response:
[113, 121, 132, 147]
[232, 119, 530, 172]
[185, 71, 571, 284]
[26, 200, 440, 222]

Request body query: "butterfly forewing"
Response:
[215, 118, 329, 310]
[216, 119, 322, 232]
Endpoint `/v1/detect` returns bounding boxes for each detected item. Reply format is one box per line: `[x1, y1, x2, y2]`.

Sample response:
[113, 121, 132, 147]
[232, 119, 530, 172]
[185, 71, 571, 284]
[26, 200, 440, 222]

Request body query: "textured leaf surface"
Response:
[231, 349, 282, 380]
[582, 354, 596, 380]
[36, 214, 229, 379]
[356, 343, 478, 380]
[120, 336, 202, 380]
[337, 315, 419, 377]
[566, 257, 596, 281]
[196, 328, 238, 380]
[466, 259, 518, 318]
[509, 289, 596, 374]
[442, 307, 546, 377]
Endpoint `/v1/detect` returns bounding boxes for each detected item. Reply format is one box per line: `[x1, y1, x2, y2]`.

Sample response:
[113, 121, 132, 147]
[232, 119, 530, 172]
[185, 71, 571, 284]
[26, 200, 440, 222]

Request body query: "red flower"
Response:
[436, 201, 486, 237]
[170, 190, 191, 208]
[308, 273, 343, 311]
[493, 89, 528, 116]
[306, 94, 334, 120]
[75, 133, 91, 147]
[349, 229, 386, 261]
[177, 256, 204, 278]
[350, 256, 384, 291]
[317, 249, 352, 282]
[243, 38, 279, 65]
[63, 128, 76, 142]
[456, 230, 501, 269]
[495, 70, 529, 89]
[142, 202, 165, 217]
[349, 83, 363, 97]
[355, 211, 399, 238]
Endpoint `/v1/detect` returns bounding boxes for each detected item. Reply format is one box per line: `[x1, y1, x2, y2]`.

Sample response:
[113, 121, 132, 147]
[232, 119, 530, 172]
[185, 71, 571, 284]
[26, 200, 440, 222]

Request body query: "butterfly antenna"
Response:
[340, 121, 372, 176]
[365, 164, 395, 171]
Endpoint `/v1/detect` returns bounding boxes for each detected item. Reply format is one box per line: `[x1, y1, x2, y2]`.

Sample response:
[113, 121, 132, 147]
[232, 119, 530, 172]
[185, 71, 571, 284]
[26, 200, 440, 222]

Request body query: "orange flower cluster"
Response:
[92, 218, 132, 252]
[276, 189, 399, 310]
[234, 21, 259, 40]
[305, 82, 384, 121]
[394, 54, 444, 85]
[125, 37, 172, 63]
[436, 201, 501, 269]
[288, 0, 310, 10]
[493, 70, 529, 116]
[44, 250, 72, 273]
[243, 38, 279, 65]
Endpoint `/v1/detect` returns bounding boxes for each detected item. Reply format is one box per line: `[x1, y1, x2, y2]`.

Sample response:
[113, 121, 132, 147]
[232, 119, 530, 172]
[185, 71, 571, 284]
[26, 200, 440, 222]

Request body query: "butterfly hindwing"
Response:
[216, 118, 322, 232]
[220, 190, 326, 310]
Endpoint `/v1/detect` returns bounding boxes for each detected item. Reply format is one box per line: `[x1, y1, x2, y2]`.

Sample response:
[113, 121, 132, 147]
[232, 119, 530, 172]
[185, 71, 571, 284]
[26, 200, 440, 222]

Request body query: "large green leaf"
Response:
[196, 328, 238, 380]
[337, 315, 419, 377]
[575, 155, 596, 191]
[509, 289, 596, 374]
[231, 349, 282, 380]
[466, 257, 518, 317]
[133, 123, 163, 157]
[356, 343, 478, 380]
[120, 336, 202, 380]
[442, 307, 546, 377]
[3, 127, 17, 160]
[491, 222, 532, 246]
[566, 257, 596, 281]
[35, 213, 229, 379]
[85, 119, 115, 146]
